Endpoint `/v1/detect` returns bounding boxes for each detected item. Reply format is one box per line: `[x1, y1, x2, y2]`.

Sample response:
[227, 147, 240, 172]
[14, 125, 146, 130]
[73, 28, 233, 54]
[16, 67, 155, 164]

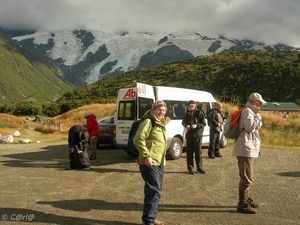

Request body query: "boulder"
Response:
[1, 135, 14, 143]
[11, 130, 21, 137]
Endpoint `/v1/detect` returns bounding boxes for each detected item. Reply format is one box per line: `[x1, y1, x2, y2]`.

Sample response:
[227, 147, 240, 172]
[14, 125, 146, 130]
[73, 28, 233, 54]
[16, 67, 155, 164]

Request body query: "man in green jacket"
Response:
[133, 100, 169, 225]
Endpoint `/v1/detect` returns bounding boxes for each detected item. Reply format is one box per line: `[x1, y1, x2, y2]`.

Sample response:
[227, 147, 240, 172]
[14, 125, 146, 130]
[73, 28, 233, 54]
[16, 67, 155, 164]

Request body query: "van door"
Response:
[114, 82, 155, 150]
[136, 82, 155, 119]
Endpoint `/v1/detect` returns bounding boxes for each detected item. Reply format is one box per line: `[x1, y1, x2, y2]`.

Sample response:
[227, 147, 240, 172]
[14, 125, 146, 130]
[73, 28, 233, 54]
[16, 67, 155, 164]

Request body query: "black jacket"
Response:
[182, 109, 206, 137]
[68, 125, 89, 151]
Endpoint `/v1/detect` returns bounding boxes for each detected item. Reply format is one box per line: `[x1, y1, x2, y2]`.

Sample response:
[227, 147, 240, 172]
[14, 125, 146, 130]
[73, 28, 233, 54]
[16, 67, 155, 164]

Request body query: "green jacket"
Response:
[133, 110, 169, 166]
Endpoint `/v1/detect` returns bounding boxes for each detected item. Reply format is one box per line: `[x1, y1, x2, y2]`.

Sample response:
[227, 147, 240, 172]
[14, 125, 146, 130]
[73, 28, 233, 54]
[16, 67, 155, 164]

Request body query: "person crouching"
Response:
[66, 125, 90, 170]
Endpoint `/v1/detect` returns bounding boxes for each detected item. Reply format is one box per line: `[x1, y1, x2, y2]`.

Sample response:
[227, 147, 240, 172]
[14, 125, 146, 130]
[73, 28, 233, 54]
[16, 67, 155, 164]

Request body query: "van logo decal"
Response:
[123, 85, 146, 99]
[137, 84, 146, 96]
[123, 88, 136, 99]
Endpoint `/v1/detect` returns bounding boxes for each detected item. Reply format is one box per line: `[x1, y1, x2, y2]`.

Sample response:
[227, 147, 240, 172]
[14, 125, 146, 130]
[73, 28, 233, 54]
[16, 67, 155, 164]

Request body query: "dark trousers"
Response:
[139, 165, 164, 225]
[208, 131, 221, 156]
[69, 150, 90, 169]
[186, 132, 203, 170]
[69, 152, 77, 169]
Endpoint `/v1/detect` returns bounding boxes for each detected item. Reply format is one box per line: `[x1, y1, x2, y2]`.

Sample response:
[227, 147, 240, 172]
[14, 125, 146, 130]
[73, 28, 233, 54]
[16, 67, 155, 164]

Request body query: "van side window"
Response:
[163, 100, 187, 120]
[138, 97, 153, 118]
[118, 101, 135, 120]
[197, 103, 209, 117]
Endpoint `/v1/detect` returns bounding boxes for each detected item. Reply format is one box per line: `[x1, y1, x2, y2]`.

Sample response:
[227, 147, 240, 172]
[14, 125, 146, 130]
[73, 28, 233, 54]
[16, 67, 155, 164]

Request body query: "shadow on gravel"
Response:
[277, 171, 300, 177]
[1, 144, 138, 169]
[36, 199, 236, 213]
[0, 207, 139, 225]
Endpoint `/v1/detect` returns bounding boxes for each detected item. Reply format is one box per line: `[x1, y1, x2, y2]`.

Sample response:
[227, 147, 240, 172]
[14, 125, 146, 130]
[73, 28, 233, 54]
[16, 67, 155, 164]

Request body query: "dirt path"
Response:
[0, 142, 299, 225]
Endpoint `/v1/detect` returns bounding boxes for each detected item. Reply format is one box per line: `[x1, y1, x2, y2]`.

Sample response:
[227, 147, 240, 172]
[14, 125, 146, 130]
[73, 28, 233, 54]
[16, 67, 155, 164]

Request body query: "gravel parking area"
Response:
[0, 142, 299, 225]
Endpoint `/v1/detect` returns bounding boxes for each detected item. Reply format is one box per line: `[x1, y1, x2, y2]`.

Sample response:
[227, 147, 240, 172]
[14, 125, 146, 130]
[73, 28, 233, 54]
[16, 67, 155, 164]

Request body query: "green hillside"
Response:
[55, 50, 300, 114]
[0, 27, 74, 105]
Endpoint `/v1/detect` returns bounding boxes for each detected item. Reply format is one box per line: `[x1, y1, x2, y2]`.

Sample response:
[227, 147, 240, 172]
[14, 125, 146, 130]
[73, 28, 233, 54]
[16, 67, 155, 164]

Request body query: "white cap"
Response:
[83, 111, 90, 118]
[248, 93, 267, 105]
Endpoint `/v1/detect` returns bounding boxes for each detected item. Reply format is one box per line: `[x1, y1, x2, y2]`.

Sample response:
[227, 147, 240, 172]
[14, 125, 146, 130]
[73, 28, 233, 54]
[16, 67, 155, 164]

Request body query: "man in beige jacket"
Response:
[233, 93, 267, 214]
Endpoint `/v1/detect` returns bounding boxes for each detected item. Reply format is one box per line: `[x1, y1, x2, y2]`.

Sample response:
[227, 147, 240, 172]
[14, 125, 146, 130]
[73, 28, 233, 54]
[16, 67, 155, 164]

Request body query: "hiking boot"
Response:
[237, 202, 257, 214]
[89, 154, 97, 160]
[188, 169, 195, 175]
[208, 155, 215, 159]
[188, 165, 195, 174]
[215, 153, 223, 157]
[247, 197, 259, 208]
[197, 168, 206, 174]
[142, 219, 164, 225]
[154, 220, 164, 225]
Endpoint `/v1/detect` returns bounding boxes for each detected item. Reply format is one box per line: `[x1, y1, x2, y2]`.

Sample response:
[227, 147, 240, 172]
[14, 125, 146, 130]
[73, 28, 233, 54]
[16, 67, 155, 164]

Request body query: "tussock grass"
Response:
[260, 113, 300, 148]
[0, 113, 37, 133]
[36, 103, 115, 134]
[1, 103, 300, 149]
[0, 104, 115, 143]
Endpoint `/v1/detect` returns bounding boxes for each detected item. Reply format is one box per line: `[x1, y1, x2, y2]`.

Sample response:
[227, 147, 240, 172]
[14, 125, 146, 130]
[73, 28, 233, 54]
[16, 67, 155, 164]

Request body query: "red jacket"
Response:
[85, 114, 100, 138]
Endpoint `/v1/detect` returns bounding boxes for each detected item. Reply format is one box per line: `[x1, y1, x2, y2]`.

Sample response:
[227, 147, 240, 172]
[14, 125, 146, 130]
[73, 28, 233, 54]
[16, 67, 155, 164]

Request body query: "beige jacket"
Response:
[232, 102, 262, 158]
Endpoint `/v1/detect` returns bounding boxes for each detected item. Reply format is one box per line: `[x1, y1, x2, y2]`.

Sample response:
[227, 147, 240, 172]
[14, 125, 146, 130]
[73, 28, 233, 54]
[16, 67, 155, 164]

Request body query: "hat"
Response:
[248, 93, 267, 105]
[83, 111, 90, 118]
[186, 100, 196, 106]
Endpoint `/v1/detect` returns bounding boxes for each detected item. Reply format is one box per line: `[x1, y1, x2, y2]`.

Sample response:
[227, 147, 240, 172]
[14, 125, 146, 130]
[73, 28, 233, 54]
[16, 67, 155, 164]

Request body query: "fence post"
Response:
[59, 123, 63, 131]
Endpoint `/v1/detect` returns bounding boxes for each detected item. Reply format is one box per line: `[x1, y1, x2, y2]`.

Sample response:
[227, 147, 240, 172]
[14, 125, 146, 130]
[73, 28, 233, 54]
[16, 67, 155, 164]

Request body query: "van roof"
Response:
[154, 85, 216, 102]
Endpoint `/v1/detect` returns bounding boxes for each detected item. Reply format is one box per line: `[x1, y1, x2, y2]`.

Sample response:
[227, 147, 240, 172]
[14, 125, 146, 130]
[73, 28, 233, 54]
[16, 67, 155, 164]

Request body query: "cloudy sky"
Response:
[0, 0, 299, 47]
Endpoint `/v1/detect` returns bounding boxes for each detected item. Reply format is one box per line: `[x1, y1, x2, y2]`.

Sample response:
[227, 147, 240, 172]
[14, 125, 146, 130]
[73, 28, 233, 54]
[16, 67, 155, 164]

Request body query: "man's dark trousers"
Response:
[186, 131, 203, 170]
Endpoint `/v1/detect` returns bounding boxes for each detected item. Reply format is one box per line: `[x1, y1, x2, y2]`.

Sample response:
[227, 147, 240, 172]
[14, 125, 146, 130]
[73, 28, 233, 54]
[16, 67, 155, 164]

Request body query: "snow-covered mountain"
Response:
[13, 29, 299, 87]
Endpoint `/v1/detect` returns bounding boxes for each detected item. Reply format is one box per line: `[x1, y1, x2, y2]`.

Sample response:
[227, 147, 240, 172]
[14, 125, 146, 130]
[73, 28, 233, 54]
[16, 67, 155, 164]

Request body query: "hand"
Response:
[77, 150, 83, 154]
[186, 125, 190, 130]
[191, 124, 197, 129]
[145, 157, 154, 167]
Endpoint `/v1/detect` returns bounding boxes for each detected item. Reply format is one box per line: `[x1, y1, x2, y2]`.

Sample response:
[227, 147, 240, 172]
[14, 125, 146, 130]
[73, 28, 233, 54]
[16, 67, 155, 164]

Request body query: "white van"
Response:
[113, 82, 227, 159]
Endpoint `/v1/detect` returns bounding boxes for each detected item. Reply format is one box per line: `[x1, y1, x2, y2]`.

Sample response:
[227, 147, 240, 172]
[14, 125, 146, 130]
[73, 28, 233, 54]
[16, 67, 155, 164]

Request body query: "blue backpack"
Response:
[127, 118, 155, 156]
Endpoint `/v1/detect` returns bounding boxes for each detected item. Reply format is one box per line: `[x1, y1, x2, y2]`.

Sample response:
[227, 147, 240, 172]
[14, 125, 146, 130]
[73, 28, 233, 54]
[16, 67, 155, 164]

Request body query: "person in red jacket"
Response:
[83, 111, 100, 160]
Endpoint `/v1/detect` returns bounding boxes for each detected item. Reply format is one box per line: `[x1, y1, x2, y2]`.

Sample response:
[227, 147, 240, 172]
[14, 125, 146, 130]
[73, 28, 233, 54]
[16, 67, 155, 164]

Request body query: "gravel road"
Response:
[0, 142, 299, 225]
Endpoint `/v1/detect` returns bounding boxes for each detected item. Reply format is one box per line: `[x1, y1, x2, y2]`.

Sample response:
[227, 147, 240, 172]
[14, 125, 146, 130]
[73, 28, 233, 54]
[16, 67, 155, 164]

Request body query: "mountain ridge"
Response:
[12, 28, 299, 87]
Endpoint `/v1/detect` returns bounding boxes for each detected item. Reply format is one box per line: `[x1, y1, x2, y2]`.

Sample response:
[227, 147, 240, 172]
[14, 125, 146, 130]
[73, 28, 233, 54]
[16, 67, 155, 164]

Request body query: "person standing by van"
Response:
[83, 111, 100, 160]
[182, 100, 206, 174]
[208, 102, 224, 158]
[233, 93, 266, 214]
[133, 100, 169, 225]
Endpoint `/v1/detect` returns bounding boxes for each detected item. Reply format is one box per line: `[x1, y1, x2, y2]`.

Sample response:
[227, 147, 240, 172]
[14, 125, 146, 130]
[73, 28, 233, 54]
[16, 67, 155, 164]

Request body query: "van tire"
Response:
[220, 134, 228, 148]
[168, 137, 183, 160]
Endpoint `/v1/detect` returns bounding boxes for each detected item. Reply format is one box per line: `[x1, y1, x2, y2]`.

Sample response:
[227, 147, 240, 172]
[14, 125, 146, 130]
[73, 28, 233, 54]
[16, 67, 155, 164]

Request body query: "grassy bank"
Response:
[1, 103, 299, 150]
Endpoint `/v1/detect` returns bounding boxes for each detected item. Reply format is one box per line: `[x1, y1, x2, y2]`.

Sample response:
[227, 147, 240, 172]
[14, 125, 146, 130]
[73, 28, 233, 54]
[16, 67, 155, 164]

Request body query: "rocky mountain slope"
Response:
[0, 27, 74, 105]
[13, 28, 299, 87]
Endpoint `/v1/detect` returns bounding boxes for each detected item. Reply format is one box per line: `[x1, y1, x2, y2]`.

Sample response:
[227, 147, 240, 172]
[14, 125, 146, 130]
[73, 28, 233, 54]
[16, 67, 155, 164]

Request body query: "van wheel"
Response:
[220, 134, 228, 148]
[168, 137, 183, 160]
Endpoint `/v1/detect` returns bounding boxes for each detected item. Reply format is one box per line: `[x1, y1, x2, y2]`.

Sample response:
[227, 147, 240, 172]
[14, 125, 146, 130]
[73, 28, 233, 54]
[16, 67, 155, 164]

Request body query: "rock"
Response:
[18, 139, 31, 144]
[11, 130, 21, 137]
[1, 135, 14, 143]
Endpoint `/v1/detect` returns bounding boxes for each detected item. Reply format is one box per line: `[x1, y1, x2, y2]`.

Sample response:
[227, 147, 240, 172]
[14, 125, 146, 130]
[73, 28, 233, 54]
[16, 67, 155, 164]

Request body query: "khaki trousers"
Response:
[89, 136, 98, 156]
[237, 157, 254, 190]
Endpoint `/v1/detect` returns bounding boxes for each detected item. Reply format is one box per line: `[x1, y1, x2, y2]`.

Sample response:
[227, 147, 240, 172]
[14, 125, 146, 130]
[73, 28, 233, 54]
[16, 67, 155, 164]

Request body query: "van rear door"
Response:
[114, 82, 155, 149]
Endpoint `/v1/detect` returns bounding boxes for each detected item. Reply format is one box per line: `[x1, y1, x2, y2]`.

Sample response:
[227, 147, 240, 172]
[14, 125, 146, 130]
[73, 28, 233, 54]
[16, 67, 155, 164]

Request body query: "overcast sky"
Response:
[0, 0, 299, 47]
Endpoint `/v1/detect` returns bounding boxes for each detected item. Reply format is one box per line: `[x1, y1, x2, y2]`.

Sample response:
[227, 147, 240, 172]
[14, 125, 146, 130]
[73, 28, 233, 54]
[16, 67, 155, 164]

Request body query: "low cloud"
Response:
[0, 0, 299, 47]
